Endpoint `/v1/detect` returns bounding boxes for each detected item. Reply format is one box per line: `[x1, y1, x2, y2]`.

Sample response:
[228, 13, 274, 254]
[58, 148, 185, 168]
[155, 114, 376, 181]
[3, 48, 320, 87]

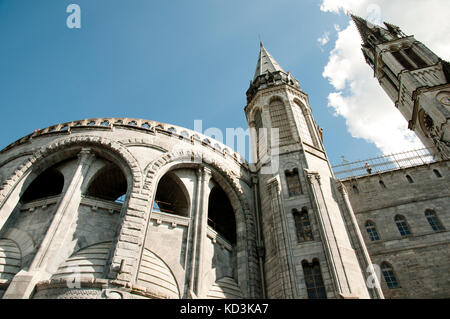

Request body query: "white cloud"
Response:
[317, 31, 330, 46]
[320, 0, 450, 155]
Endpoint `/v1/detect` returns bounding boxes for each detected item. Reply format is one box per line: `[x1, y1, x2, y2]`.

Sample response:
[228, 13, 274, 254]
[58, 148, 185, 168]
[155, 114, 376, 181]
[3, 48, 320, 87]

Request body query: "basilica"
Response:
[0, 15, 448, 299]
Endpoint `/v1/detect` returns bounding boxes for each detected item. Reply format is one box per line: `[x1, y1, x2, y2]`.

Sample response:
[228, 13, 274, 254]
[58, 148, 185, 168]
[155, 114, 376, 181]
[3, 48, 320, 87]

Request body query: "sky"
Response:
[0, 0, 449, 167]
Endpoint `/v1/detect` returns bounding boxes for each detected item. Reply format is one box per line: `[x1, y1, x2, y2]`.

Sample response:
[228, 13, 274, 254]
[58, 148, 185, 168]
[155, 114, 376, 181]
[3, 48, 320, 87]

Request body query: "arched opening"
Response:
[268, 98, 293, 147]
[365, 220, 380, 242]
[153, 173, 189, 217]
[208, 185, 236, 245]
[302, 259, 327, 299]
[293, 207, 313, 243]
[433, 169, 442, 178]
[86, 163, 127, 203]
[425, 209, 445, 232]
[394, 215, 411, 237]
[406, 175, 414, 184]
[380, 262, 399, 289]
[21, 166, 64, 203]
[379, 180, 387, 189]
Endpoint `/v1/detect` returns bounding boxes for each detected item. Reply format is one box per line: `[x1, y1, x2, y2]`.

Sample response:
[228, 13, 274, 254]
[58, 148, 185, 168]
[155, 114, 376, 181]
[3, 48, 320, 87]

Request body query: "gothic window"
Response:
[352, 185, 359, 194]
[293, 208, 313, 243]
[285, 169, 302, 196]
[404, 48, 428, 68]
[406, 175, 414, 183]
[425, 210, 445, 232]
[269, 98, 293, 147]
[433, 169, 442, 178]
[365, 221, 380, 242]
[394, 215, 411, 237]
[392, 50, 414, 70]
[293, 101, 314, 145]
[302, 259, 327, 299]
[381, 262, 399, 289]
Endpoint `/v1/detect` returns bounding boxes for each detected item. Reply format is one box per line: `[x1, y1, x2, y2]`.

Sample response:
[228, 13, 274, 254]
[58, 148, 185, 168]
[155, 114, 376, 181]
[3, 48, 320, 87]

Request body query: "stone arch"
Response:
[0, 135, 143, 213]
[140, 149, 258, 298]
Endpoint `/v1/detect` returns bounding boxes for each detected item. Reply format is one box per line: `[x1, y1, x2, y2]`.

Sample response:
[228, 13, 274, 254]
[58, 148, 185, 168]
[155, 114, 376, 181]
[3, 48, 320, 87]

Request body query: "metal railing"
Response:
[332, 147, 438, 180]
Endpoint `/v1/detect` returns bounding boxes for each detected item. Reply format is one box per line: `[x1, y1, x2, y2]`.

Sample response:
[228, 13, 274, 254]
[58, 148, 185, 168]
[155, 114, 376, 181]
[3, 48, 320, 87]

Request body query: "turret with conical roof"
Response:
[246, 42, 300, 103]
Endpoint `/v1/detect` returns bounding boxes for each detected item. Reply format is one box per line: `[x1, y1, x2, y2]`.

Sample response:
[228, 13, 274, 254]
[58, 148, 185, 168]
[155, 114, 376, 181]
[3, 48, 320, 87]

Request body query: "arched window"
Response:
[352, 185, 359, 194]
[293, 101, 314, 145]
[269, 98, 293, 147]
[394, 215, 411, 237]
[21, 166, 65, 203]
[293, 208, 313, 243]
[153, 172, 189, 217]
[406, 175, 414, 183]
[285, 168, 302, 196]
[365, 221, 380, 242]
[379, 180, 387, 189]
[381, 262, 399, 289]
[254, 110, 266, 160]
[425, 210, 445, 232]
[86, 163, 127, 203]
[302, 259, 327, 299]
[433, 169, 442, 178]
[208, 184, 236, 245]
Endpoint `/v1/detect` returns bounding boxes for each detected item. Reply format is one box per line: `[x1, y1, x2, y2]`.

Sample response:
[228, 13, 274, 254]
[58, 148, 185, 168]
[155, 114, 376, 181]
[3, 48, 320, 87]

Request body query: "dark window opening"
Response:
[406, 175, 414, 183]
[21, 167, 64, 203]
[153, 173, 189, 217]
[404, 48, 428, 68]
[302, 259, 327, 299]
[395, 215, 411, 237]
[208, 185, 236, 245]
[352, 185, 359, 194]
[425, 210, 445, 232]
[285, 169, 302, 196]
[392, 50, 414, 70]
[433, 169, 442, 178]
[86, 163, 127, 203]
[293, 208, 313, 243]
[365, 221, 380, 242]
[379, 180, 387, 189]
[381, 262, 399, 289]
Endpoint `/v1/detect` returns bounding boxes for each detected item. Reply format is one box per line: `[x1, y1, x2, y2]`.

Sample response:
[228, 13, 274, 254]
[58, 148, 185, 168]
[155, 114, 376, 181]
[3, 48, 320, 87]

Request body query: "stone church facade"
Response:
[0, 17, 448, 299]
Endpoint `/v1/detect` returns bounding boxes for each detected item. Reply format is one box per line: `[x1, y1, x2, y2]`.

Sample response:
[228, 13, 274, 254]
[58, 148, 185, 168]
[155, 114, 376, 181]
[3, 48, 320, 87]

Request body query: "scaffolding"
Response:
[332, 147, 437, 180]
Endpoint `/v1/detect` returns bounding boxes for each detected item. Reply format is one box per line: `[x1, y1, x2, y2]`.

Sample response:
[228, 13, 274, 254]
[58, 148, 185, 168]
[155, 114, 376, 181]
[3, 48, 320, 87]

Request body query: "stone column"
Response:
[186, 168, 203, 298]
[195, 167, 211, 297]
[3, 148, 95, 299]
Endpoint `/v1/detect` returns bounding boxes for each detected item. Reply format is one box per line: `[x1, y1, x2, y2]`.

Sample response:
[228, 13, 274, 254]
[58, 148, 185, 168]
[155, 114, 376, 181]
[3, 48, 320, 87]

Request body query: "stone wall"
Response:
[343, 160, 450, 298]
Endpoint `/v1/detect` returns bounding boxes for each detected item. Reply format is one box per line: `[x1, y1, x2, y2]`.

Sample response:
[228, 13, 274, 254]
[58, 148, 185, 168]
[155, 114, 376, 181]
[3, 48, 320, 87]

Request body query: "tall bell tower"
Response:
[351, 14, 450, 159]
[245, 42, 381, 299]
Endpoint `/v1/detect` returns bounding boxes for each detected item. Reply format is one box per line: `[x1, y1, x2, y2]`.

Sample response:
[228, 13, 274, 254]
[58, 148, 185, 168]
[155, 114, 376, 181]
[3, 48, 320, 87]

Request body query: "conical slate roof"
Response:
[253, 41, 286, 80]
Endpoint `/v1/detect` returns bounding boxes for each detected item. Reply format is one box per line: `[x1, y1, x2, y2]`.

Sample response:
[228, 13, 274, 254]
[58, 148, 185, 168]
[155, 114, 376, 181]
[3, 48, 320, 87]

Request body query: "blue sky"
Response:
[0, 0, 385, 166]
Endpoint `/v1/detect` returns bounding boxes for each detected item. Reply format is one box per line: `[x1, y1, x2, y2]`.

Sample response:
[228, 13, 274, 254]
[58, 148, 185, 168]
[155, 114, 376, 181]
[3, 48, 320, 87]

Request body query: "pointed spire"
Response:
[383, 21, 406, 38]
[349, 14, 375, 46]
[253, 42, 286, 80]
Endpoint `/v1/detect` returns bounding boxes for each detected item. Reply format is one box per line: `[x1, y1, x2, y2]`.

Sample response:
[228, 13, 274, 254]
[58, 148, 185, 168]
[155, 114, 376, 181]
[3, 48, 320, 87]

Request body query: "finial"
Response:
[258, 34, 263, 48]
